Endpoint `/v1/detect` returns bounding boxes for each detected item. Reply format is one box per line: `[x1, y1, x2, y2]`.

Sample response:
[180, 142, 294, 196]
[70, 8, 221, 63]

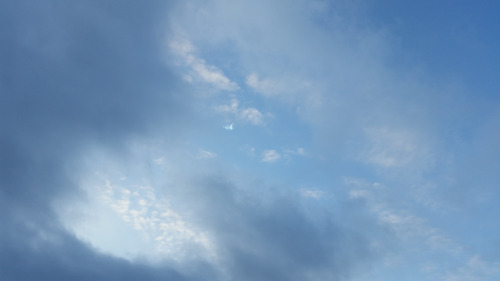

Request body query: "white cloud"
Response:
[246, 73, 314, 103]
[239, 107, 264, 125]
[216, 98, 239, 114]
[299, 188, 325, 199]
[261, 149, 281, 162]
[198, 149, 217, 159]
[445, 256, 500, 281]
[349, 189, 371, 200]
[216, 98, 265, 125]
[101, 182, 214, 257]
[153, 157, 165, 165]
[170, 39, 238, 91]
[361, 127, 431, 168]
[246, 73, 281, 96]
[284, 147, 306, 156]
[63, 177, 215, 262]
[344, 177, 464, 256]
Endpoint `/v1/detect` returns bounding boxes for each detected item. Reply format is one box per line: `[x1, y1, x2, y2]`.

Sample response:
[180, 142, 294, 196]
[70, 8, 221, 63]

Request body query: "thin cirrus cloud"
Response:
[246, 73, 281, 97]
[261, 150, 281, 163]
[169, 38, 239, 91]
[2, 0, 500, 281]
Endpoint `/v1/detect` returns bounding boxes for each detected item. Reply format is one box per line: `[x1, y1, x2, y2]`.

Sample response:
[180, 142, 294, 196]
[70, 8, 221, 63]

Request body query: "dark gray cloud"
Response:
[167, 176, 385, 281]
[0, 217, 187, 280]
[0, 1, 385, 280]
[0, 0, 186, 204]
[0, 0, 192, 279]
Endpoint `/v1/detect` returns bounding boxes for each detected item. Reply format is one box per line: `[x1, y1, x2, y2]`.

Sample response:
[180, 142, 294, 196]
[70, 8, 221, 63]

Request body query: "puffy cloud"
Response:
[216, 98, 265, 125]
[239, 107, 264, 126]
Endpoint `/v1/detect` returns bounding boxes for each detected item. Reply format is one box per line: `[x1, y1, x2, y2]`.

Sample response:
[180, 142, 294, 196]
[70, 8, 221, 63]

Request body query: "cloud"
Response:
[283, 147, 307, 157]
[299, 188, 325, 199]
[361, 127, 423, 167]
[216, 98, 265, 125]
[3, 0, 499, 280]
[445, 256, 500, 281]
[60, 142, 387, 281]
[245, 73, 316, 105]
[161, 175, 384, 281]
[61, 178, 214, 262]
[0, 0, 198, 279]
[0, 3, 397, 279]
[239, 107, 264, 125]
[0, 224, 189, 281]
[246, 73, 281, 96]
[0, 0, 181, 208]
[261, 150, 281, 163]
[170, 39, 239, 91]
[198, 149, 217, 159]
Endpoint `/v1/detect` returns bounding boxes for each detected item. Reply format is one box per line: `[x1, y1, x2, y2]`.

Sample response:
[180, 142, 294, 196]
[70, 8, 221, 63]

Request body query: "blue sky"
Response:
[1, 0, 500, 280]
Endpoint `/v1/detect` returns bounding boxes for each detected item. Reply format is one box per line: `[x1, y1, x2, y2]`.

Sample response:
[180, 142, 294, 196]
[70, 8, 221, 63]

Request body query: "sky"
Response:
[1, 0, 500, 280]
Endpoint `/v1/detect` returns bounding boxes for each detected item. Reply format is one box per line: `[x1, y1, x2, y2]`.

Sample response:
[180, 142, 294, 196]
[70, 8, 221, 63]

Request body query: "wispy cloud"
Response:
[63, 178, 215, 262]
[360, 127, 433, 169]
[216, 97, 265, 125]
[261, 149, 281, 163]
[198, 148, 217, 159]
[246, 73, 314, 104]
[445, 256, 500, 281]
[246, 73, 281, 96]
[299, 188, 325, 199]
[170, 39, 239, 91]
[283, 147, 306, 157]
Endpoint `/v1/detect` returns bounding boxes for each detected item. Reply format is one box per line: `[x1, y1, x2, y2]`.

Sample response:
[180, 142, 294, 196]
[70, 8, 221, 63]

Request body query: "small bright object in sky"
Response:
[223, 123, 233, 130]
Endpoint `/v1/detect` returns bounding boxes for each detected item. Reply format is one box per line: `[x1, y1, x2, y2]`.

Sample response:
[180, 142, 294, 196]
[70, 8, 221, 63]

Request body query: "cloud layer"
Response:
[2, 0, 500, 281]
